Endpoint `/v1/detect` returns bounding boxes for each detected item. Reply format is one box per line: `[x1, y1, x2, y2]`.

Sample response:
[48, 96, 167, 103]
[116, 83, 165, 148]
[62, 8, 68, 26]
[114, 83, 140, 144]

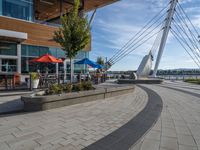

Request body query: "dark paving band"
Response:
[84, 85, 163, 150]
[158, 85, 200, 98]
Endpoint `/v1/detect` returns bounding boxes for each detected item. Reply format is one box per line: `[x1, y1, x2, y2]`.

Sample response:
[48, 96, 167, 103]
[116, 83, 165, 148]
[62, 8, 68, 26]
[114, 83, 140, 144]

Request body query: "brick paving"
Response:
[0, 86, 148, 150]
[1, 81, 199, 150]
[84, 85, 163, 150]
[130, 81, 200, 150]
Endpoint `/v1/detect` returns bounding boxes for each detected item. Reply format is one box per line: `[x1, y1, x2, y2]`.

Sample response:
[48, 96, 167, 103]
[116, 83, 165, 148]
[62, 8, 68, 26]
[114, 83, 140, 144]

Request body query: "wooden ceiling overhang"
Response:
[35, 0, 119, 21]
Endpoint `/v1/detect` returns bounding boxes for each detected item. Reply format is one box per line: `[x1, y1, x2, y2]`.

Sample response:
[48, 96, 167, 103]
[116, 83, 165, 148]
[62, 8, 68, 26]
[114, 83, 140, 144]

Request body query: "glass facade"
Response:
[21, 44, 89, 73]
[22, 45, 49, 57]
[0, 41, 89, 74]
[0, 42, 17, 56]
[0, 0, 33, 21]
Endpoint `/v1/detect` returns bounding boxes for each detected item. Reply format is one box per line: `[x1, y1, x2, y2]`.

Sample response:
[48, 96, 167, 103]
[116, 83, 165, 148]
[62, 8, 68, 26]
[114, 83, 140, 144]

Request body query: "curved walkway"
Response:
[0, 87, 148, 150]
[131, 81, 200, 150]
[84, 85, 163, 150]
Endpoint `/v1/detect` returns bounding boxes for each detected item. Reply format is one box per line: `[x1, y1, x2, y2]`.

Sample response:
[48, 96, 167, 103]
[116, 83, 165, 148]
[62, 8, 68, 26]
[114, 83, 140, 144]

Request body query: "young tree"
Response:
[96, 57, 105, 66]
[53, 0, 90, 83]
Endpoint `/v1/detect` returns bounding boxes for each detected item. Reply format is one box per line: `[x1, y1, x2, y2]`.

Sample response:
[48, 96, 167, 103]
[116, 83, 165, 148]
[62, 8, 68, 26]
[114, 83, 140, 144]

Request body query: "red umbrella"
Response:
[30, 54, 63, 63]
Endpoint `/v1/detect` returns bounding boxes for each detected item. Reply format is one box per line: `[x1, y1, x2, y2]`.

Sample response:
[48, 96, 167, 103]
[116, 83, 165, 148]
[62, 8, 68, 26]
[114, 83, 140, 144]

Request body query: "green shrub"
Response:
[45, 82, 95, 95]
[184, 78, 200, 84]
[47, 84, 63, 95]
[82, 81, 95, 91]
[30, 72, 39, 80]
[63, 84, 72, 93]
[72, 83, 84, 92]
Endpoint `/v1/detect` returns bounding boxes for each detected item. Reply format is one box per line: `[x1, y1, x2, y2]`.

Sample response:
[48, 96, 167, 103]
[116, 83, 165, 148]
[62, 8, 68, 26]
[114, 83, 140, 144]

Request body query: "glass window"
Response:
[2, 0, 33, 21]
[1, 59, 17, 72]
[0, 42, 17, 56]
[27, 45, 39, 56]
[49, 47, 65, 58]
[39, 46, 49, 56]
[0, 0, 2, 15]
[75, 51, 89, 60]
[56, 48, 65, 58]
[22, 44, 49, 57]
[21, 44, 28, 56]
[21, 57, 39, 73]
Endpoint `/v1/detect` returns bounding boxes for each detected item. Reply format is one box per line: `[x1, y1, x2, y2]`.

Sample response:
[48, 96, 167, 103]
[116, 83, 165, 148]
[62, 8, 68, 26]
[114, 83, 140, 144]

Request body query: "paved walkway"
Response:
[0, 87, 147, 150]
[131, 81, 200, 150]
[1, 81, 200, 150]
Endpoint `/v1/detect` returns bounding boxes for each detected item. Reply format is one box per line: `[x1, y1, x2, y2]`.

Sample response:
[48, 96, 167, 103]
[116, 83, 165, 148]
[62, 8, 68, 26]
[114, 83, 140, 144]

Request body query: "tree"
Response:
[53, 0, 90, 83]
[96, 57, 105, 66]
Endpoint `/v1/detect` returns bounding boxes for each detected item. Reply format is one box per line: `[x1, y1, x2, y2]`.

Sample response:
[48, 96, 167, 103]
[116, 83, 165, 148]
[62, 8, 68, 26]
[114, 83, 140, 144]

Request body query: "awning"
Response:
[0, 29, 27, 42]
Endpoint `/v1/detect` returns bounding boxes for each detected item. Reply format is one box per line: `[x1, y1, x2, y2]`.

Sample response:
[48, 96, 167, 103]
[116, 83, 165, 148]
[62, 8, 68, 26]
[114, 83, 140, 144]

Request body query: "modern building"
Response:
[0, 0, 118, 76]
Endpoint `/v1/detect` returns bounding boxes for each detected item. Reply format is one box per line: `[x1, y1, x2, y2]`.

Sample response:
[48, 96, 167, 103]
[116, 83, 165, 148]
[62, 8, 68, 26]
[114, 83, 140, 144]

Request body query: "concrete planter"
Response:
[21, 85, 135, 112]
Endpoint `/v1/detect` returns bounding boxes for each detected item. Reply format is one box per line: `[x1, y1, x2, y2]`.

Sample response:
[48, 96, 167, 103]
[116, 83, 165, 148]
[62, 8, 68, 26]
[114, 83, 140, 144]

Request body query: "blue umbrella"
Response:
[74, 58, 103, 69]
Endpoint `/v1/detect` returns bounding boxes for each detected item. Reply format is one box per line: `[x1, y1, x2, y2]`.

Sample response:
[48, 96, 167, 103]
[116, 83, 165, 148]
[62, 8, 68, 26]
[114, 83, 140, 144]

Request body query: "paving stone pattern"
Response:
[84, 85, 163, 150]
[0, 87, 148, 150]
[130, 81, 200, 150]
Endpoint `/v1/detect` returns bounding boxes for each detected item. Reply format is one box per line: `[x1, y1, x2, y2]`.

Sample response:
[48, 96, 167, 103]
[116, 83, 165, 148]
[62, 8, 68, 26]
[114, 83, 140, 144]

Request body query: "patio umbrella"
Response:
[30, 54, 63, 63]
[74, 58, 103, 69]
[30, 54, 63, 76]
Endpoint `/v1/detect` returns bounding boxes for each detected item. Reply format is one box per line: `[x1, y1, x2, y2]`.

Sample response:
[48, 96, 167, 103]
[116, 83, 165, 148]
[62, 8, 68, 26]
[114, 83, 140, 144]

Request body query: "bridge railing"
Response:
[158, 75, 200, 80]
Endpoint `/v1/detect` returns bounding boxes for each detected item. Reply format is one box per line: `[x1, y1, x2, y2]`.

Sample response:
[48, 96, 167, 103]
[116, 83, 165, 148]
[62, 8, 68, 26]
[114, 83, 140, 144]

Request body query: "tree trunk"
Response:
[70, 58, 74, 83]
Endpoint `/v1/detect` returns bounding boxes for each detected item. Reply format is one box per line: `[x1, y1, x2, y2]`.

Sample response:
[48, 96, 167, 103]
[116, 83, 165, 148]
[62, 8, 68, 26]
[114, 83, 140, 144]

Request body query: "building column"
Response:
[63, 59, 67, 81]
[17, 44, 21, 74]
[56, 63, 59, 77]
[71, 59, 74, 82]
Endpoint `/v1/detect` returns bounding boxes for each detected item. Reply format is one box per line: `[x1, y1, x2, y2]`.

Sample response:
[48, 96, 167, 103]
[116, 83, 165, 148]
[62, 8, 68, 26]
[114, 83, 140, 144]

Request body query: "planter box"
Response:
[21, 85, 135, 112]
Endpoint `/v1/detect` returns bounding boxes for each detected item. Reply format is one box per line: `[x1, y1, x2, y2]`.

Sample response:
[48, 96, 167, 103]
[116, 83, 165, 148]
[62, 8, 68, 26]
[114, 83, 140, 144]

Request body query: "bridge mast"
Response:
[152, 0, 178, 77]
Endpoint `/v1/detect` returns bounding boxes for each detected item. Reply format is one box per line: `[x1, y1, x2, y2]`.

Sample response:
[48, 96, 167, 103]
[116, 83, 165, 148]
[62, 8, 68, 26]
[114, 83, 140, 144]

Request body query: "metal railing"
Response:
[158, 75, 200, 80]
[0, 73, 107, 91]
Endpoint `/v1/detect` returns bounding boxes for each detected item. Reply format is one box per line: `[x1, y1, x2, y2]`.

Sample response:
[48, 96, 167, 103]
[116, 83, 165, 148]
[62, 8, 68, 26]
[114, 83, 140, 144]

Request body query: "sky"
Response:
[88, 0, 200, 71]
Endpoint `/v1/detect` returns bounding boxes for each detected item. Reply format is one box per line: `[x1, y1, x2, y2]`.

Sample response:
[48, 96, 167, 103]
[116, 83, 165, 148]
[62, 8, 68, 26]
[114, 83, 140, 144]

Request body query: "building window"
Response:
[1, 59, 17, 72]
[22, 44, 49, 57]
[21, 44, 89, 73]
[75, 51, 89, 60]
[2, 0, 33, 21]
[0, 42, 17, 56]
[49, 47, 65, 58]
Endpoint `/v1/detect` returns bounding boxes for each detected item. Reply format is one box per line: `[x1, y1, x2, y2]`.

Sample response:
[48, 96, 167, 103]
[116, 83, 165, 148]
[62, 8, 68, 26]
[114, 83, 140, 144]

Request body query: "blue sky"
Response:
[89, 0, 200, 71]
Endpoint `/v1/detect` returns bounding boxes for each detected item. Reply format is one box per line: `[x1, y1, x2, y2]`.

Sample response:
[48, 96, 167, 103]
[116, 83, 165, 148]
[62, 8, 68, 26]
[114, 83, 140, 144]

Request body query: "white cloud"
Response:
[90, 0, 200, 70]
